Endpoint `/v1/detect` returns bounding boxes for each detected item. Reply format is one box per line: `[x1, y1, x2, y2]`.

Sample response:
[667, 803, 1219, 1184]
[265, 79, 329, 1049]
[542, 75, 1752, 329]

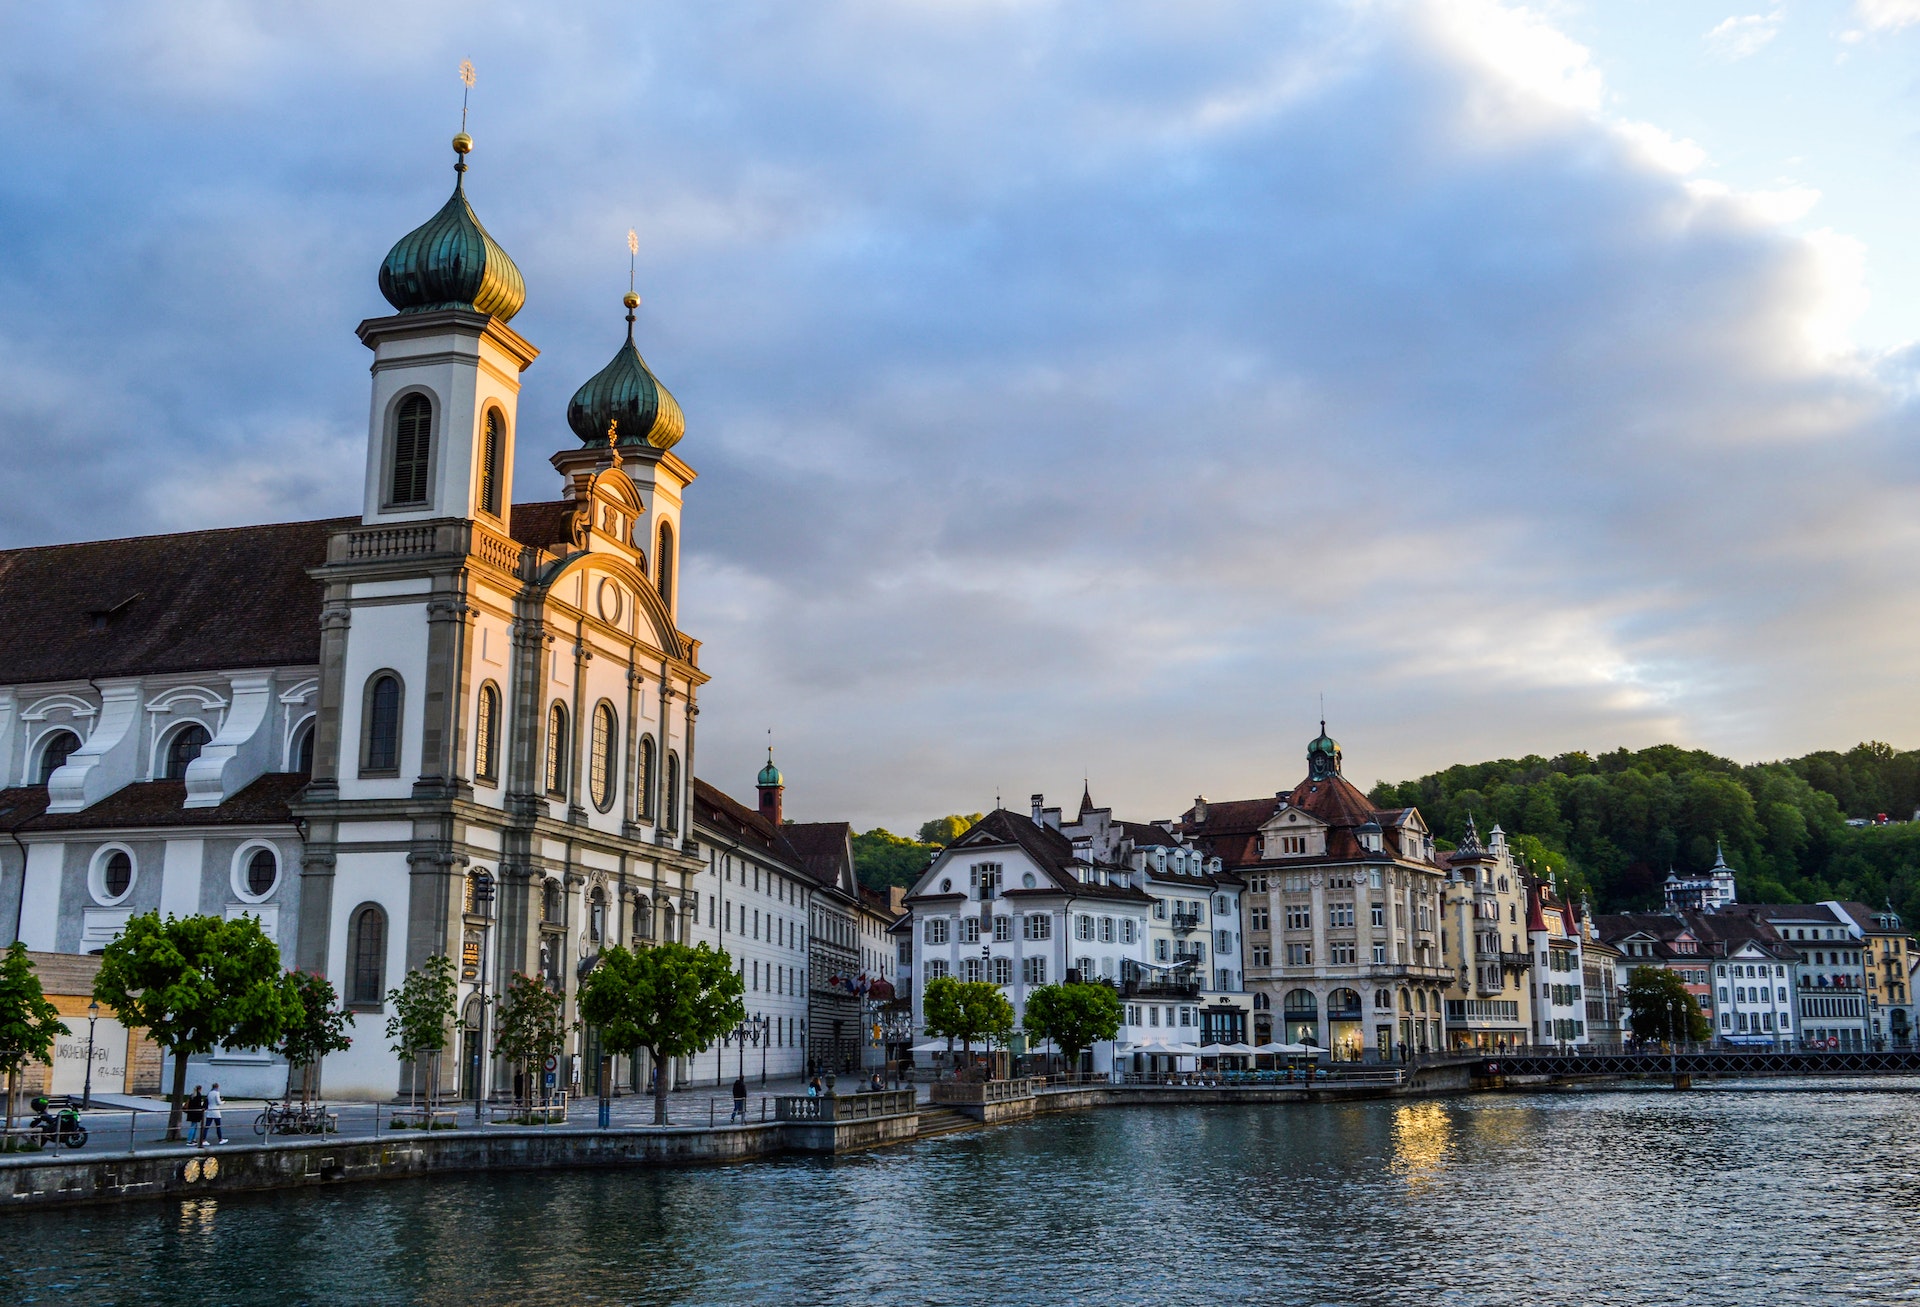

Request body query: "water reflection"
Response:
[7, 1088, 1920, 1306]
[1389, 1102, 1451, 1191]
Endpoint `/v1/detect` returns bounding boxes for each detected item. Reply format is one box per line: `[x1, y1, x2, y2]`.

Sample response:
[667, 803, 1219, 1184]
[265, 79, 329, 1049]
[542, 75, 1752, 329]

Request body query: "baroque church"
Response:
[0, 129, 891, 1100]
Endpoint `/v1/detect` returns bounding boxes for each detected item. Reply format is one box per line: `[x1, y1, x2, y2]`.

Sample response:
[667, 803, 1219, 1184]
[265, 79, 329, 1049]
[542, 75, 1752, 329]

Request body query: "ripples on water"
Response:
[5, 1082, 1920, 1307]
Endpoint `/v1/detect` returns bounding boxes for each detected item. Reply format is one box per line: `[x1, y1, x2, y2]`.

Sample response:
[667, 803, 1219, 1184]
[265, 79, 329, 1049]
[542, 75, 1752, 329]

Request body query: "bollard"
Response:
[709, 1100, 714, 1128]
[128, 1109, 137, 1155]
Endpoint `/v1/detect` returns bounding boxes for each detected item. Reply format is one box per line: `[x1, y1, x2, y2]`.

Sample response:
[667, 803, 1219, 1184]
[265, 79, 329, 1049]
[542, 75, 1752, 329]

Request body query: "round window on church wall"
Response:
[596, 578, 624, 625]
[247, 848, 278, 897]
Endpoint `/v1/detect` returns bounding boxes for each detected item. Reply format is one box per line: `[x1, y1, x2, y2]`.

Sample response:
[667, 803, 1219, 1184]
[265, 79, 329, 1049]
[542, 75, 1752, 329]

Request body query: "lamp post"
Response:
[757, 1013, 770, 1086]
[82, 1000, 99, 1109]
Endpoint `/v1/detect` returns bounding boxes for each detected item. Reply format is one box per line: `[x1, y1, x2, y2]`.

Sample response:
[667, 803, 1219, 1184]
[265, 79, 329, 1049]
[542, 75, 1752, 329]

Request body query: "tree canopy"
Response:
[93, 912, 293, 1138]
[1624, 965, 1711, 1044]
[851, 828, 943, 890]
[386, 954, 458, 1109]
[0, 943, 68, 1138]
[921, 976, 1014, 1055]
[1370, 741, 1920, 916]
[1021, 982, 1122, 1070]
[494, 971, 570, 1108]
[275, 970, 353, 1104]
[577, 942, 744, 1124]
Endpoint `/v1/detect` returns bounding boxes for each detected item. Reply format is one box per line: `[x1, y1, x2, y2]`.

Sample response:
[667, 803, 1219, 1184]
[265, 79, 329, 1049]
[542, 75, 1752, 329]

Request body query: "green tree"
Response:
[93, 913, 293, 1140]
[0, 943, 68, 1142]
[1624, 966, 1710, 1044]
[578, 942, 745, 1125]
[275, 970, 354, 1106]
[1021, 982, 1122, 1075]
[851, 828, 944, 890]
[916, 814, 985, 846]
[493, 972, 570, 1111]
[921, 976, 1015, 1059]
[386, 954, 458, 1114]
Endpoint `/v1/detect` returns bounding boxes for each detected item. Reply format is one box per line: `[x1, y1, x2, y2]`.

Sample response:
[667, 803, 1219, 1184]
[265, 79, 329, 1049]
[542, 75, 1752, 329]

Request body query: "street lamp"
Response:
[82, 1000, 99, 1109]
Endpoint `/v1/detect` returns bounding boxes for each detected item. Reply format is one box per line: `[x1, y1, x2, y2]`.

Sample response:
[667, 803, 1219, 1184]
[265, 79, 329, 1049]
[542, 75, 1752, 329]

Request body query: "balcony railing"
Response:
[1123, 978, 1203, 1000]
[1171, 911, 1203, 933]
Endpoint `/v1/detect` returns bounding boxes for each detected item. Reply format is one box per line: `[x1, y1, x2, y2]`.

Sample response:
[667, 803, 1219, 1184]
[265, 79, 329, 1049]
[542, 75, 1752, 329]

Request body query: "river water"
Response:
[4, 1082, 1918, 1306]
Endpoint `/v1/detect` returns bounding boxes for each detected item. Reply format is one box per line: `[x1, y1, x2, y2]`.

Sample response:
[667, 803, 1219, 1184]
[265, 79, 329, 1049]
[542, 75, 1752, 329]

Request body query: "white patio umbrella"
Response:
[909, 1041, 956, 1054]
[1254, 1042, 1319, 1055]
[1219, 1042, 1259, 1056]
[1195, 1043, 1234, 1057]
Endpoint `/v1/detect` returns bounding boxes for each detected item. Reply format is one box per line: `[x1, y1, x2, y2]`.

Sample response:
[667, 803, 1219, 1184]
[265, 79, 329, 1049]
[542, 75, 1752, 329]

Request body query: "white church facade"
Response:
[0, 130, 863, 1099]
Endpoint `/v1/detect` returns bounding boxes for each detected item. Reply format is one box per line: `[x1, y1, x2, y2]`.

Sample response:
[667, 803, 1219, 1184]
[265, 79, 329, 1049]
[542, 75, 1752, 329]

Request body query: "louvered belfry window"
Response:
[390, 394, 432, 506]
[480, 409, 503, 516]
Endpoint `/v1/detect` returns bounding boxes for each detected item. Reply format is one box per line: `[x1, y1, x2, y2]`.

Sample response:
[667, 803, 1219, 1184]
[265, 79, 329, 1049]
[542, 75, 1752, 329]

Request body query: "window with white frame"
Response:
[1121, 919, 1136, 945]
[993, 915, 1013, 942]
[1022, 956, 1047, 985]
[1022, 914, 1052, 941]
[1287, 943, 1312, 966]
[961, 917, 981, 944]
[961, 958, 984, 983]
[1286, 905, 1311, 930]
[1076, 915, 1094, 941]
[925, 918, 948, 944]
[925, 959, 949, 980]
[1155, 939, 1171, 962]
[1099, 917, 1115, 943]
[1251, 946, 1271, 967]
[990, 957, 1013, 986]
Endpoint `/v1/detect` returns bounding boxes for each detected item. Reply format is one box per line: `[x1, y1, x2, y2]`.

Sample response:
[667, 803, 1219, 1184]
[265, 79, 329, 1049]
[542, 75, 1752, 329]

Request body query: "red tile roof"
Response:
[0, 517, 353, 684]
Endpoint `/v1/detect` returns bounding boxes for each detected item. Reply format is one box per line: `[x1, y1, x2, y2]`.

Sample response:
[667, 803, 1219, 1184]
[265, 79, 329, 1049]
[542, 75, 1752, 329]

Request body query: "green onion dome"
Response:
[377, 136, 526, 321]
[757, 753, 783, 789]
[565, 293, 685, 451]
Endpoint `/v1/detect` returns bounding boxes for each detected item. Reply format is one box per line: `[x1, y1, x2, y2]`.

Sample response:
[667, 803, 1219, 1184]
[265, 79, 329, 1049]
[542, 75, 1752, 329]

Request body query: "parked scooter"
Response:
[28, 1096, 87, 1148]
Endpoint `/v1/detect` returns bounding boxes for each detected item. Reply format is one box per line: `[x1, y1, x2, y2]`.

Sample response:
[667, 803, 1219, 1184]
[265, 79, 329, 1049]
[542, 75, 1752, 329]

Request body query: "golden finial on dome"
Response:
[623, 291, 640, 310]
[453, 61, 477, 172]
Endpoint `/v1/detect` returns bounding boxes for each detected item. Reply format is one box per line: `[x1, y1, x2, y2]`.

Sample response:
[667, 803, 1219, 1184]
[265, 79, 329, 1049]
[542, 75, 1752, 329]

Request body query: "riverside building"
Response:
[0, 127, 856, 1101]
[1179, 727, 1449, 1060]
[1440, 819, 1535, 1051]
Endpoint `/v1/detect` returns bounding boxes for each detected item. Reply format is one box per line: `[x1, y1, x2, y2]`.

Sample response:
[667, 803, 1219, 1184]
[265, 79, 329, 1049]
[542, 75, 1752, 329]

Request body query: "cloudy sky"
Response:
[3, 1, 1919, 830]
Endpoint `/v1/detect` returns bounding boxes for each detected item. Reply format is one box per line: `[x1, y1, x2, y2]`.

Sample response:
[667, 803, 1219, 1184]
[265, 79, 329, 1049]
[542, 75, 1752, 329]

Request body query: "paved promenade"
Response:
[11, 1076, 932, 1159]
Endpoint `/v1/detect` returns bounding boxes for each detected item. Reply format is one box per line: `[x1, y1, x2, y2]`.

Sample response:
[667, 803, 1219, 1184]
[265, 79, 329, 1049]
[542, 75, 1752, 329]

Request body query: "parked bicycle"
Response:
[28, 1096, 87, 1148]
[253, 1100, 338, 1136]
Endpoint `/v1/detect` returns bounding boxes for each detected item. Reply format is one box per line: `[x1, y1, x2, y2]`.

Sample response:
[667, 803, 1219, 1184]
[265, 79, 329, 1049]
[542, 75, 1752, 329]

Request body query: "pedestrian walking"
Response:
[807, 1076, 823, 1098]
[184, 1086, 206, 1145]
[202, 1082, 226, 1146]
[730, 1076, 747, 1122]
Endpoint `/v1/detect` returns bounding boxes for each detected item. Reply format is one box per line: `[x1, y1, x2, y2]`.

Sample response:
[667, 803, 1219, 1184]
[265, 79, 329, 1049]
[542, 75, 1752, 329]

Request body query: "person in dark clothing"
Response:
[184, 1086, 206, 1145]
[730, 1076, 748, 1121]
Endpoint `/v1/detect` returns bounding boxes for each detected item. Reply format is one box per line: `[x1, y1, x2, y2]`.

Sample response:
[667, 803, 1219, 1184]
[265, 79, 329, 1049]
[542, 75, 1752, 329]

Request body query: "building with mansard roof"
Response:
[1177, 725, 1450, 1060]
[0, 129, 852, 1101]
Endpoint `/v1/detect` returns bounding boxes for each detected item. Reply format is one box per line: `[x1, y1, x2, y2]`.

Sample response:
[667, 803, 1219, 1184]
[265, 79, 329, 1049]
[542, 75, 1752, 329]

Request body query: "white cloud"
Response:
[1706, 11, 1784, 60]
[0, 0, 1913, 830]
[1854, 0, 1920, 31]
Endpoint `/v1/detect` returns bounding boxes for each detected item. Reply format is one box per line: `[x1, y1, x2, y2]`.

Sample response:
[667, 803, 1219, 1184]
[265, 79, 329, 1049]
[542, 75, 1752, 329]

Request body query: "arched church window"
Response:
[589, 886, 606, 944]
[362, 674, 402, 774]
[589, 701, 617, 812]
[542, 878, 562, 925]
[638, 735, 657, 821]
[664, 751, 680, 831]
[474, 683, 501, 783]
[35, 730, 80, 785]
[655, 520, 674, 609]
[349, 904, 387, 1005]
[635, 895, 654, 941]
[389, 394, 432, 507]
[291, 719, 315, 775]
[163, 723, 210, 781]
[479, 408, 505, 517]
[545, 703, 569, 796]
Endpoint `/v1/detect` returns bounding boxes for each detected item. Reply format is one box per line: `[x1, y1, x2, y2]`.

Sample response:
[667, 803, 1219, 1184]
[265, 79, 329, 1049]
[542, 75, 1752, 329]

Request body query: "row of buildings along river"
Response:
[899, 726, 1918, 1071]
[0, 125, 1912, 1107]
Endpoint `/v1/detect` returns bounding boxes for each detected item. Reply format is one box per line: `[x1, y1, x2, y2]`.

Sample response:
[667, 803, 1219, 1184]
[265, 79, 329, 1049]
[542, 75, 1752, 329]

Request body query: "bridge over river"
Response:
[1477, 1046, 1920, 1082]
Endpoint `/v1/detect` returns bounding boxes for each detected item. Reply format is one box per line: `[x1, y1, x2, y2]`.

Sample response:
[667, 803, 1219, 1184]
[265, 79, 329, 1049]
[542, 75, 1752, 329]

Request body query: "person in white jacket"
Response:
[201, 1083, 226, 1146]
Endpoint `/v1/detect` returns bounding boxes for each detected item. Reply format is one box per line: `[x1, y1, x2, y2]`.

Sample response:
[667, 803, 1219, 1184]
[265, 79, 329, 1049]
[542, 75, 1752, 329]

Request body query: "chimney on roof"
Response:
[1031, 793, 1045, 825]
[1193, 795, 1209, 824]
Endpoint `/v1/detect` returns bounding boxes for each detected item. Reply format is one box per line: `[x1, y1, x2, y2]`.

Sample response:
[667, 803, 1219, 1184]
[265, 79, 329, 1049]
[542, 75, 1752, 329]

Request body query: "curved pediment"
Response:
[542, 552, 685, 660]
